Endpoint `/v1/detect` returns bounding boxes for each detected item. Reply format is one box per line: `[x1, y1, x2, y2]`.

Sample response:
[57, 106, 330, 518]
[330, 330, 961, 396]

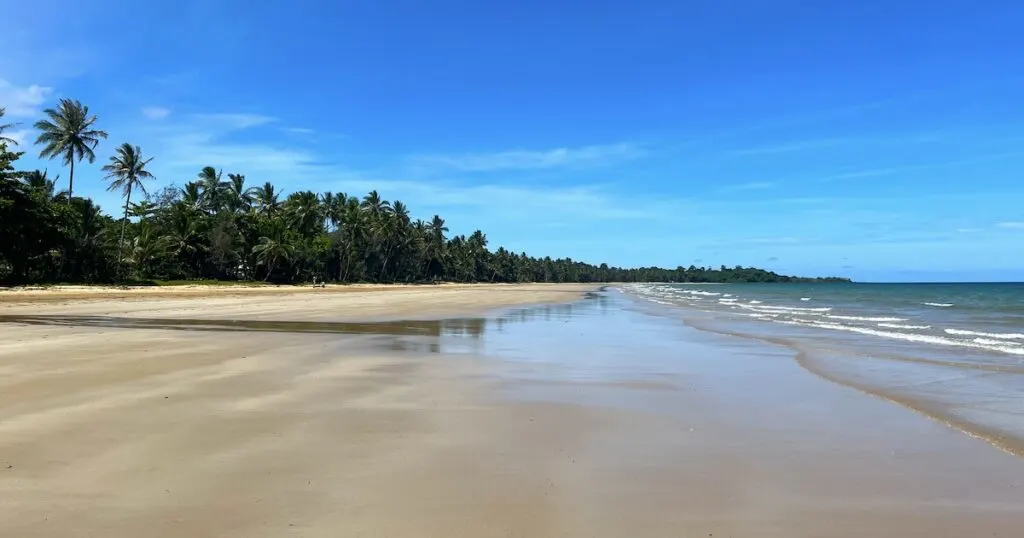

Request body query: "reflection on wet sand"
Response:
[0, 293, 607, 356]
[3, 288, 1024, 537]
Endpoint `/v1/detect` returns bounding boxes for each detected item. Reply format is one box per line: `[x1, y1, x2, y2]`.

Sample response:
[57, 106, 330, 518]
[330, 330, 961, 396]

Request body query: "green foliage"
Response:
[33, 98, 109, 200]
[0, 107, 18, 146]
[1, 98, 850, 286]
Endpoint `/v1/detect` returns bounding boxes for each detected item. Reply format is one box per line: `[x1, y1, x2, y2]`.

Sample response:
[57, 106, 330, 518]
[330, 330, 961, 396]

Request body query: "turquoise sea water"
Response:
[624, 282, 1024, 455]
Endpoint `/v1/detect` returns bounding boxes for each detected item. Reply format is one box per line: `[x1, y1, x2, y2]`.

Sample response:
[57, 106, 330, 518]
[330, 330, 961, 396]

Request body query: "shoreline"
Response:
[2, 285, 1022, 536]
[0, 282, 593, 305]
[618, 285, 1024, 459]
[0, 283, 598, 321]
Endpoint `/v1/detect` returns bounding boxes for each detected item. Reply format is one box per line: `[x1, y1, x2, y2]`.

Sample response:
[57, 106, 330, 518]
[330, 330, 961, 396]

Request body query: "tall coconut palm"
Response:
[360, 190, 392, 219]
[0, 107, 18, 146]
[425, 215, 449, 279]
[253, 182, 281, 216]
[322, 192, 349, 230]
[33, 98, 108, 201]
[284, 190, 323, 237]
[225, 173, 255, 213]
[197, 166, 226, 212]
[101, 143, 154, 278]
[180, 182, 204, 213]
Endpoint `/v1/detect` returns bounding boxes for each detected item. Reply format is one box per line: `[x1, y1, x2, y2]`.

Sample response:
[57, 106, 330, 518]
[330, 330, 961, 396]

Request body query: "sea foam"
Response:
[776, 319, 1024, 356]
[877, 323, 931, 330]
[945, 329, 1024, 340]
[826, 315, 907, 322]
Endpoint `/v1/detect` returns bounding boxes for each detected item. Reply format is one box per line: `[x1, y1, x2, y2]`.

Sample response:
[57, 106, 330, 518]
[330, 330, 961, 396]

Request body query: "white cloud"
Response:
[0, 79, 52, 117]
[141, 106, 171, 120]
[126, 112, 677, 227]
[3, 129, 31, 146]
[188, 113, 276, 130]
[997, 222, 1024, 229]
[408, 143, 644, 173]
[143, 114, 311, 181]
[325, 177, 677, 223]
[283, 127, 315, 134]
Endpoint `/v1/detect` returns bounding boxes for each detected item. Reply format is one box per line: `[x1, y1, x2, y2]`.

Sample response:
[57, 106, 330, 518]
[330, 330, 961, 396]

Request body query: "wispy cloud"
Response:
[997, 221, 1024, 229]
[283, 127, 315, 135]
[325, 177, 679, 223]
[716, 181, 775, 193]
[184, 113, 277, 130]
[818, 151, 1022, 182]
[818, 167, 903, 182]
[141, 106, 171, 120]
[4, 130, 31, 146]
[408, 143, 644, 173]
[0, 79, 52, 117]
[138, 113, 679, 226]
[131, 112, 319, 187]
[725, 138, 850, 156]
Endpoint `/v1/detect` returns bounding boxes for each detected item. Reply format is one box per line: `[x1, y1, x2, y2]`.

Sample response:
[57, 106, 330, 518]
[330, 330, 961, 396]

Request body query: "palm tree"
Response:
[101, 143, 154, 279]
[285, 190, 323, 237]
[360, 190, 392, 219]
[128, 200, 157, 220]
[322, 192, 349, 230]
[33, 98, 108, 201]
[180, 182, 204, 213]
[125, 227, 165, 276]
[165, 209, 205, 275]
[0, 107, 18, 146]
[253, 182, 281, 216]
[197, 166, 226, 212]
[22, 169, 59, 200]
[225, 173, 255, 213]
[425, 215, 449, 280]
[252, 227, 295, 282]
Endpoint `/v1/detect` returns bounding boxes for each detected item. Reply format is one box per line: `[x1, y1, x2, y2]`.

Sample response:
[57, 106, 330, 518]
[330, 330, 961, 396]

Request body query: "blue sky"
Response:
[2, 0, 1023, 282]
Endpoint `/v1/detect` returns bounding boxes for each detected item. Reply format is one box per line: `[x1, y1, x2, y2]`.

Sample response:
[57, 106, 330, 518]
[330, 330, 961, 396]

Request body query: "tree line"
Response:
[0, 101, 849, 285]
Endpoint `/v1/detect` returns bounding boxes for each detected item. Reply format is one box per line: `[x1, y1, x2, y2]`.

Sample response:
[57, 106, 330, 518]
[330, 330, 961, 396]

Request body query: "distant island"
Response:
[1, 101, 848, 286]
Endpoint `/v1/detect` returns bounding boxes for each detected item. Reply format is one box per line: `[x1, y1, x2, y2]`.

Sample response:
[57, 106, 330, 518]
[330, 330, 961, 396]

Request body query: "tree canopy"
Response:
[0, 99, 849, 286]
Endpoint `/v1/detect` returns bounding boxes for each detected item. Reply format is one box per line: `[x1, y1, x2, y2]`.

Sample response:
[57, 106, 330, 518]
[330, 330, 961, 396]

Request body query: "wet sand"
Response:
[1, 286, 1022, 536]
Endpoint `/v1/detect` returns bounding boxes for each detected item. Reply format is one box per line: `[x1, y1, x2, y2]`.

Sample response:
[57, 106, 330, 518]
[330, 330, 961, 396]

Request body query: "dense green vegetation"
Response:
[0, 101, 848, 285]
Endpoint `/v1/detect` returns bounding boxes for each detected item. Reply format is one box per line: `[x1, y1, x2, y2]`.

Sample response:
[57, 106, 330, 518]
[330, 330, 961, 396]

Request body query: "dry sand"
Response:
[1, 284, 1022, 537]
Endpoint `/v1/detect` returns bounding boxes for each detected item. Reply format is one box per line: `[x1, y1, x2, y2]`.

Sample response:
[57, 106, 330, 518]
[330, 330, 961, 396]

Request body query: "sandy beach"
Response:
[1, 284, 1022, 537]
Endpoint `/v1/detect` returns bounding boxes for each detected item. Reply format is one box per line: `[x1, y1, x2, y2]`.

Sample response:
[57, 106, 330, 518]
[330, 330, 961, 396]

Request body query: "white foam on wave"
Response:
[826, 315, 907, 322]
[945, 329, 1024, 340]
[923, 302, 954, 308]
[776, 319, 1024, 356]
[800, 297, 811, 301]
[741, 304, 832, 313]
[878, 323, 931, 330]
[973, 338, 1015, 346]
[749, 300, 762, 304]
[680, 290, 721, 297]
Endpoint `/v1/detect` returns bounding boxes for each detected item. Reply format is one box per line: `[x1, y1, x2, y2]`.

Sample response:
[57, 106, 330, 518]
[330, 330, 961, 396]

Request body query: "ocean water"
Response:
[623, 282, 1024, 456]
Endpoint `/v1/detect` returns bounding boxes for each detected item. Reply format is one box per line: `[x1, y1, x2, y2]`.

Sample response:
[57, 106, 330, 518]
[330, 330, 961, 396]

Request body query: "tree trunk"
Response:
[67, 159, 75, 203]
[117, 187, 132, 282]
[264, 258, 276, 282]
